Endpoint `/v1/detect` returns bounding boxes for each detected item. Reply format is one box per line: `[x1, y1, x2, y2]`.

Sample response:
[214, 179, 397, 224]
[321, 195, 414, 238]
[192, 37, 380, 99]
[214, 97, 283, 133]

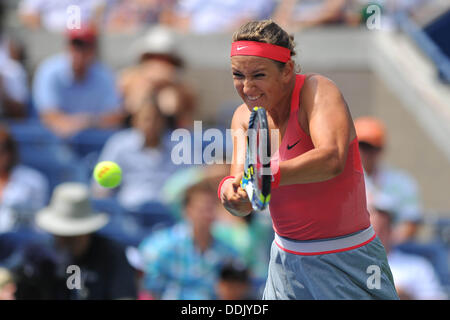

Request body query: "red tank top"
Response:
[269, 74, 370, 240]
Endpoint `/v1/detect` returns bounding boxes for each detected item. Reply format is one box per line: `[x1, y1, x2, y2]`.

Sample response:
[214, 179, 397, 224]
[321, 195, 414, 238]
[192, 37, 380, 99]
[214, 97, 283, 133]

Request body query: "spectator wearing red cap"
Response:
[354, 116, 423, 244]
[32, 27, 123, 138]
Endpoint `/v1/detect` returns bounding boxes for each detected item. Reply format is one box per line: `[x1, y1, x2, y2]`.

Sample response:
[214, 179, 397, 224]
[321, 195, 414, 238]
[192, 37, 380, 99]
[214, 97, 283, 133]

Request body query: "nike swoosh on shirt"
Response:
[287, 139, 301, 150]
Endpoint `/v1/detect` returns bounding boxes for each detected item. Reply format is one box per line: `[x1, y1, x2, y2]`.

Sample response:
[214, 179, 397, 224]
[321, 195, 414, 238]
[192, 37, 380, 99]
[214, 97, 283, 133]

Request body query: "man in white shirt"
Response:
[355, 116, 423, 244]
[370, 197, 447, 300]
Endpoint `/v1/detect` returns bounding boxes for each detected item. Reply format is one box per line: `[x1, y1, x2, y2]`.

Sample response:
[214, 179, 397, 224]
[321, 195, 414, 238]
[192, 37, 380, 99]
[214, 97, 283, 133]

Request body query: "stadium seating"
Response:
[94, 198, 177, 247]
[7, 120, 89, 199]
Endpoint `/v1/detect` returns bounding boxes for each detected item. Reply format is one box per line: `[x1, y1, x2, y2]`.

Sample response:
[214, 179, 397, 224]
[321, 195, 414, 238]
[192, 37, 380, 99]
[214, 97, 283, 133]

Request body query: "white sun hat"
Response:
[130, 25, 183, 66]
[36, 183, 109, 237]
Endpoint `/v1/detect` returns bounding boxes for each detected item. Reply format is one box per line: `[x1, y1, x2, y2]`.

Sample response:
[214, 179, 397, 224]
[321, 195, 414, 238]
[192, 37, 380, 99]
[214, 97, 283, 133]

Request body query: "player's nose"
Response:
[242, 79, 257, 95]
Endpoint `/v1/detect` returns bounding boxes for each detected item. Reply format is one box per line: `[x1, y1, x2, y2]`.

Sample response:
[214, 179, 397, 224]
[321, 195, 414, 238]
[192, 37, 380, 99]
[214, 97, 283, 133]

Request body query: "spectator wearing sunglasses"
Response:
[355, 116, 423, 244]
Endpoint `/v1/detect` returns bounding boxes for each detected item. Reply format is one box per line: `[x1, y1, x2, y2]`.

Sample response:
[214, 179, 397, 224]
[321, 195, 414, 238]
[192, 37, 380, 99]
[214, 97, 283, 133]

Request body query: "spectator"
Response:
[161, 163, 230, 221]
[0, 54, 28, 119]
[92, 89, 178, 209]
[32, 26, 123, 138]
[165, 0, 276, 34]
[215, 260, 252, 300]
[152, 80, 196, 130]
[0, 3, 28, 119]
[118, 25, 185, 124]
[213, 205, 274, 297]
[102, 0, 177, 33]
[124, 246, 153, 300]
[355, 116, 423, 244]
[139, 181, 238, 299]
[0, 267, 16, 300]
[1, 2, 27, 65]
[0, 125, 48, 233]
[273, 0, 347, 32]
[370, 200, 447, 300]
[15, 182, 136, 299]
[18, 0, 105, 33]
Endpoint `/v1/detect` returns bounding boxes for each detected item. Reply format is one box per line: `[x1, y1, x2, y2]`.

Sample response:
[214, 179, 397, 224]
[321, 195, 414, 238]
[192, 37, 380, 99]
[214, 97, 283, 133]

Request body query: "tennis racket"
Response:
[241, 107, 272, 211]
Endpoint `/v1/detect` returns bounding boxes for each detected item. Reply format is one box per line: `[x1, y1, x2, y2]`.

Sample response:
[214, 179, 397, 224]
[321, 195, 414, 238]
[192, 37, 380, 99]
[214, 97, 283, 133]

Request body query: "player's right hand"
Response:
[220, 173, 253, 216]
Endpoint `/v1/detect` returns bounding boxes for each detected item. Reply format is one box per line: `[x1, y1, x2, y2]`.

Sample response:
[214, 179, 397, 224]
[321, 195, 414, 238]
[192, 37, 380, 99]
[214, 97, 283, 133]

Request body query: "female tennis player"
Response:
[218, 20, 399, 299]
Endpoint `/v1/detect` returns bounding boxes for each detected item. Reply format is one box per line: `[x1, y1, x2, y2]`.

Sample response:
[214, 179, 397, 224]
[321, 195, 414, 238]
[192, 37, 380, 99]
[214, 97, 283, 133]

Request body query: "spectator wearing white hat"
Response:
[118, 25, 186, 125]
[31, 182, 136, 300]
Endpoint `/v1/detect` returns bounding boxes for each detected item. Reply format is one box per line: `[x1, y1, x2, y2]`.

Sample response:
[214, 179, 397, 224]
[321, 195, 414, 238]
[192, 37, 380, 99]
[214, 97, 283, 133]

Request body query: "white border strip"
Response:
[274, 226, 375, 254]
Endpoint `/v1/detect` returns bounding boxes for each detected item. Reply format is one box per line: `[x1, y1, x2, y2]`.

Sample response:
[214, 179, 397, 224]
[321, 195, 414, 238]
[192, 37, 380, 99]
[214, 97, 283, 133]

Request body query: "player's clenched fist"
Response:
[219, 173, 253, 217]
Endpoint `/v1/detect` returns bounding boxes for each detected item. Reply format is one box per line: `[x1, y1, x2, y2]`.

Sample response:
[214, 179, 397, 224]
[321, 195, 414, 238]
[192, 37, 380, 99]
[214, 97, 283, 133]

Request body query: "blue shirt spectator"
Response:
[139, 222, 238, 300]
[0, 165, 49, 233]
[33, 53, 119, 115]
[94, 127, 178, 209]
[92, 89, 179, 209]
[139, 181, 239, 300]
[32, 27, 123, 137]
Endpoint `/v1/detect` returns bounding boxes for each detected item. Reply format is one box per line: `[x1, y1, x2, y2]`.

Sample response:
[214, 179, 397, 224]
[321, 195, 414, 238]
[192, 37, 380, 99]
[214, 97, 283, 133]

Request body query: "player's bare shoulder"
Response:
[302, 73, 341, 96]
[300, 73, 345, 112]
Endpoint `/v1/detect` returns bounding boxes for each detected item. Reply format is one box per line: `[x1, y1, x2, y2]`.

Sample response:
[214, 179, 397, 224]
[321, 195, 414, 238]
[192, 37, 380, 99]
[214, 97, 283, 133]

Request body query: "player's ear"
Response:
[281, 60, 294, 81]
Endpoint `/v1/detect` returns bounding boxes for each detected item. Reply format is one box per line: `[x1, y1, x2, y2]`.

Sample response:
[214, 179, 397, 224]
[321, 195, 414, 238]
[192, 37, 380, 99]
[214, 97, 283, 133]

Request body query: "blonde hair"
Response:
[232, 20, 299, 71]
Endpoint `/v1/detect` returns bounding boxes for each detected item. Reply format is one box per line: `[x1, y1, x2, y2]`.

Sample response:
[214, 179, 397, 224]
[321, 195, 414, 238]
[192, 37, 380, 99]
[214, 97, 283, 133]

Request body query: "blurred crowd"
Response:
[0, 0, 448, 300]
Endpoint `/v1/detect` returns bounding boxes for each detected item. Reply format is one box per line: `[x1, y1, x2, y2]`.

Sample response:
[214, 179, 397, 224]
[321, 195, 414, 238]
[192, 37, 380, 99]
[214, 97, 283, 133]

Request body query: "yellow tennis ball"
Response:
[93, 161, 122, 188]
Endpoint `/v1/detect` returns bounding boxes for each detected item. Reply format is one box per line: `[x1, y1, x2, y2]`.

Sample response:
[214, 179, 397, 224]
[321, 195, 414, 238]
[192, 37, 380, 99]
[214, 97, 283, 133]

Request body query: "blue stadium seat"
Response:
[92, 198, 143, 246]
[92, 199, 176, 247]
[127, 201, 176, 230]
[66, 128, 120, 159]
[0, 228, 51, 268]
[7, 120, 89, 198]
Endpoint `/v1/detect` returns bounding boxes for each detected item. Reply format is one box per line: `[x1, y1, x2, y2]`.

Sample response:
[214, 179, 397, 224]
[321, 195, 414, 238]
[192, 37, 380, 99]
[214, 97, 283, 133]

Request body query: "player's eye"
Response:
[233, 72, 244, 79]
[254, 73, 265, 78]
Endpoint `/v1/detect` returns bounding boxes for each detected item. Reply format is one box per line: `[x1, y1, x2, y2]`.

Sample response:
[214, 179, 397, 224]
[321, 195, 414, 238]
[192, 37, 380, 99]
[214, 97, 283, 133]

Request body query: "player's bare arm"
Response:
[220, 103, 253, 216]
[278, 74, 355, 186]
